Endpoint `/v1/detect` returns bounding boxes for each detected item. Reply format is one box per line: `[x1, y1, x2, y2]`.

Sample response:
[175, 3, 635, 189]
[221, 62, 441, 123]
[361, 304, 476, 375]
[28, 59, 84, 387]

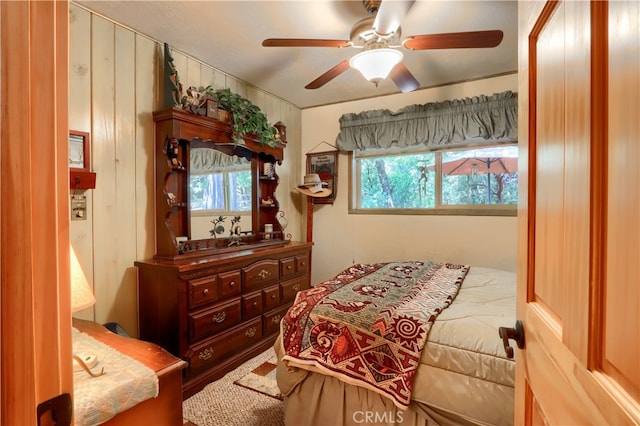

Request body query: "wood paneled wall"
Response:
[68, 3, 303, 336]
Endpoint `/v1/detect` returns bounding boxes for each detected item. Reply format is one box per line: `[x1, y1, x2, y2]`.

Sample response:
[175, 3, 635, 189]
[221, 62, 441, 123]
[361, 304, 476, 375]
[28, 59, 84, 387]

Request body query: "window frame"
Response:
[348, 143, 518, 217]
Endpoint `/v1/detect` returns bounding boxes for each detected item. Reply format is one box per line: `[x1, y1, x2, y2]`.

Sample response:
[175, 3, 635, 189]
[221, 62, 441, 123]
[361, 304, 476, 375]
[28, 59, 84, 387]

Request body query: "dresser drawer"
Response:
[242, 291, 263, 319]
[189, 298, 241, 341]
[296, 254, 309, 275]
[262, 284, 281, 310]
[218, 270, 241, 298]
[187, 318, 263, 373]
[263, 304, 291, 336]
[242, 259, 279, 290]
[280, 257, 296, 278]
[281, 277, 309, 303]
[188, 276, 218, 309]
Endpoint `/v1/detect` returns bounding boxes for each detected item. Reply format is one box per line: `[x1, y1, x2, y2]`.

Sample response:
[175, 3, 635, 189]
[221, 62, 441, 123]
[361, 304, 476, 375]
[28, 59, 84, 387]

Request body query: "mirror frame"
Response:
[152, 108, 285, 259]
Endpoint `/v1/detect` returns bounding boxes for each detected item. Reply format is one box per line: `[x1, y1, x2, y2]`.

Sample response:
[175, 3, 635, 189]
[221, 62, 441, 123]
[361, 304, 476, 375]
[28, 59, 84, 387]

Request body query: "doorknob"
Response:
[498, 320, 525, 359]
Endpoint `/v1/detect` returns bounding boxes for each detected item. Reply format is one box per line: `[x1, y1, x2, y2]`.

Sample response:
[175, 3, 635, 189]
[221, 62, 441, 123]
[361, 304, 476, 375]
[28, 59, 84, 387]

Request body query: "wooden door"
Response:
[1, 1, 73, 424]
[516, 1, 639, 424]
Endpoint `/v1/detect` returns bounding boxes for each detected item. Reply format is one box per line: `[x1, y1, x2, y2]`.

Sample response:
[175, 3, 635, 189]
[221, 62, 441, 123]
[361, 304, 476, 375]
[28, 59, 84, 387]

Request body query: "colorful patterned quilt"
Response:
[280, 261, 469, 409]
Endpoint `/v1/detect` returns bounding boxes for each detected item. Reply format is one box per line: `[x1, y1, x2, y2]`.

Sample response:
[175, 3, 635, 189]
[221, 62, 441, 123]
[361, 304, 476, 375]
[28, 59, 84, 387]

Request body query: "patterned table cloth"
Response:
[72, 327, 159, 425]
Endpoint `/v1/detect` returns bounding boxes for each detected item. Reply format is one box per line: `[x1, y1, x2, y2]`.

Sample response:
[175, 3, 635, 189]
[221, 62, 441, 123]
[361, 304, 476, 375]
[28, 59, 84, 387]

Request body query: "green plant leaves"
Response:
[204, 87, 278, 147]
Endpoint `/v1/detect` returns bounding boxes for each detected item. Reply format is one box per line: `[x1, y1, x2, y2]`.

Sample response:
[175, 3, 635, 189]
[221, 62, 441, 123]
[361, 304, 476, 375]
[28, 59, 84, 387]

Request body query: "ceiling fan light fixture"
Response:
[349, 48, 403, 86]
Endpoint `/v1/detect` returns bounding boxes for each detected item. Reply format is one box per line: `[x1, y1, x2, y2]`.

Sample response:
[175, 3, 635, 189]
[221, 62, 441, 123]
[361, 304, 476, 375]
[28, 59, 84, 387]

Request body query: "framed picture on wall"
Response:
[306, 150, 338, 205]
[69, 130, 90, 171]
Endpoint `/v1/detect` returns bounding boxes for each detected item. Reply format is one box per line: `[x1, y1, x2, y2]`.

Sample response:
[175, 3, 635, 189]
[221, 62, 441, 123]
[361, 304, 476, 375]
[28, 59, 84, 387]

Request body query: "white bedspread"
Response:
[412, 266, 516, 424]
[276, 266, 517, 426]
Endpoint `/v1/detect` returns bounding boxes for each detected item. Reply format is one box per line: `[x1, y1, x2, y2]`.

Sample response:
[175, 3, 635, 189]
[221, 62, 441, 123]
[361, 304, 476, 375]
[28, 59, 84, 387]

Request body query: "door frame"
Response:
[1, 1, 73, 423]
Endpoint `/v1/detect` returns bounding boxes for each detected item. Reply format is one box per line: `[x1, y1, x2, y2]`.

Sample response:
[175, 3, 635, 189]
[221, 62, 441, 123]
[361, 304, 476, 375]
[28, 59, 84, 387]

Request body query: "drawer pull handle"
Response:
[229, 281, 236, 287]
[203, 289, 209, 295]
[212, 311, 226, 323]
[245, 327, 256, 338]
[271, 315, 281, 324]
[293, 284, 300, 291]
[287, 265, 293, 270]
[199, 347, 214, 361]
[271, 294, 277, 299]
[252, 301, 258, 307]
[258, 269, 271, 280]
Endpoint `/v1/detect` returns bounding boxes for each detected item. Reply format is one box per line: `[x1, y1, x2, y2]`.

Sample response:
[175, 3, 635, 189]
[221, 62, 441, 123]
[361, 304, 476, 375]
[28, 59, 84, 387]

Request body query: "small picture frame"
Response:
[306, 150, 338, 205]
[69, 130, 90, 171]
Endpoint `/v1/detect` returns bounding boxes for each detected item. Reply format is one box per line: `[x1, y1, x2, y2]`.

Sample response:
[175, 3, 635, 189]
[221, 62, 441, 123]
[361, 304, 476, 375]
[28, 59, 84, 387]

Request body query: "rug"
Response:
[183, 349, 284, 426]
[233, 356, 283, 400]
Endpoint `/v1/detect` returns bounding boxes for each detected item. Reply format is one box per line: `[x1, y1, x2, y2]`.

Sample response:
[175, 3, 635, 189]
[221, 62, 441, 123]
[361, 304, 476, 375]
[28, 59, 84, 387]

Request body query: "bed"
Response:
[274, 261, 516, 426]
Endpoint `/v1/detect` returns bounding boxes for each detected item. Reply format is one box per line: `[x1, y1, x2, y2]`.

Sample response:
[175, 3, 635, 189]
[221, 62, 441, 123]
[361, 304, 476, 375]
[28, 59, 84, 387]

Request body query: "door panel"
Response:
[533, 1, 566, 322]
[606, 0, 640, 402]
[0, 1, 72, 424]
[517, 0, 640, 424]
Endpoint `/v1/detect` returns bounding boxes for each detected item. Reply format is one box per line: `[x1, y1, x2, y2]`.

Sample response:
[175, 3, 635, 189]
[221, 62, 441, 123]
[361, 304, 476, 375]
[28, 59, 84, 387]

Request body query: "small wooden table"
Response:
[73, 318, 187, 425]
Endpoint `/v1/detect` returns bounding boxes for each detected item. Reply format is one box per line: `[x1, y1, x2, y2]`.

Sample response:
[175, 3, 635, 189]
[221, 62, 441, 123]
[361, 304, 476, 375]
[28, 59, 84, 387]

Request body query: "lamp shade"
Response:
[349, 48, 403, 86]
[70, 245, 96, 312]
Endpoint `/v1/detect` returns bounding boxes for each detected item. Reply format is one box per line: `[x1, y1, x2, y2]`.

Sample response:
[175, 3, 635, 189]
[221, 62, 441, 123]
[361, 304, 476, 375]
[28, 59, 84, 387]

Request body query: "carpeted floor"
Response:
[182, 349, 285, 426]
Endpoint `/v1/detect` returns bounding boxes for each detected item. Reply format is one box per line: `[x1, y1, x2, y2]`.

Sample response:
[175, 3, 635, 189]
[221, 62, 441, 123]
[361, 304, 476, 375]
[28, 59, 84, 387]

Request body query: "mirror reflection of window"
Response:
[190, 170, 251, 212]
[190, 173, 224, 211]
[189, 147, 253, 240]
[228, 170, 252, 211]
[189, 148, 252, 214]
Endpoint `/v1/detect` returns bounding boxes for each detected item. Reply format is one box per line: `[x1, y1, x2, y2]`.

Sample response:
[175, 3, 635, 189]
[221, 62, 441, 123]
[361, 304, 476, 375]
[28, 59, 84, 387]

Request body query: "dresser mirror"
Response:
[188, 141, 254, 241]
[153, 108, 284, 259]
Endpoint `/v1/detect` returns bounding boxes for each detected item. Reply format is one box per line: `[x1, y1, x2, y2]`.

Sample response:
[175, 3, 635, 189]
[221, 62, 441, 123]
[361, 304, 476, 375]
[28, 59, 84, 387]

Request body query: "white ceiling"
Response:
[76, 0, 518, 109]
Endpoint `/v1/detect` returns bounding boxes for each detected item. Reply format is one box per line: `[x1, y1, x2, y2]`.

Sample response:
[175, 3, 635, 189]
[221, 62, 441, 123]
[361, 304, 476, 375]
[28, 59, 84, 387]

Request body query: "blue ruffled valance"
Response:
[336, 91, 518, 151]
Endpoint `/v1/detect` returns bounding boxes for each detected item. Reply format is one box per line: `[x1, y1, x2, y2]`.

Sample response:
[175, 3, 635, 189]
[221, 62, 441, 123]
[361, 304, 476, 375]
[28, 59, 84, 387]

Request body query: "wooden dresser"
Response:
[137, 107, 309, 398]
[136, 241, 312, 398]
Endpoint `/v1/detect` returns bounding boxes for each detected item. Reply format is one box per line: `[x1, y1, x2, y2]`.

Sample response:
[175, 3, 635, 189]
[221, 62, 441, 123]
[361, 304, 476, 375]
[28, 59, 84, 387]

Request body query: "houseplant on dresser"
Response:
[204, 87, 281, 147]
[181, 85, 282, 147]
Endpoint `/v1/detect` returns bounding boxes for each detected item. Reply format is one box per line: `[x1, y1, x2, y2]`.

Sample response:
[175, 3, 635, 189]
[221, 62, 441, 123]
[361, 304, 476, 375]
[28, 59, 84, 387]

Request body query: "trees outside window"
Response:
[353, 145, 517, 215]
[190, 170, 252, 213]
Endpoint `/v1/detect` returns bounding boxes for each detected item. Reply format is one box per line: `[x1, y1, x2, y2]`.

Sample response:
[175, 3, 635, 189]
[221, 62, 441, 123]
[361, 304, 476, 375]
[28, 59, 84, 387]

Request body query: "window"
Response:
[351, 144, 518, 215]
[190, 169, 252, 214]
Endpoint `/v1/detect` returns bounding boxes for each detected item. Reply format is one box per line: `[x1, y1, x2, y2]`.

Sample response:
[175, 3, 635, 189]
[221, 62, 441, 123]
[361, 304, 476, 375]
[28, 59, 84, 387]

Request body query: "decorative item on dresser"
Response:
[135, 107, 311, 398]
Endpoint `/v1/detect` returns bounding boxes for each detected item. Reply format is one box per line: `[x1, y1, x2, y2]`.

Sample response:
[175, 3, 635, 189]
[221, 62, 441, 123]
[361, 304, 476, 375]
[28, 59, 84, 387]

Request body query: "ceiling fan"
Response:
[262, 0, 504, 92]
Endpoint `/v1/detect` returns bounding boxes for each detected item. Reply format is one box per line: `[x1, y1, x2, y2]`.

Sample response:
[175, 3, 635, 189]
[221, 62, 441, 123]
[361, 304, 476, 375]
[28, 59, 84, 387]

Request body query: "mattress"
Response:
[275, 266, 516, 426]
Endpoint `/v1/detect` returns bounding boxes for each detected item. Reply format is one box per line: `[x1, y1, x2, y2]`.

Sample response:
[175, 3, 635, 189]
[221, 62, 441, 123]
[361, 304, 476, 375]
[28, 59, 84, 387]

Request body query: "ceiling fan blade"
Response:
[262, 38, 351, 48]
[373, 0, 415, 36]
[389, 62, 419, 93]
[305, 60, 351, 89]
[404, 30, 504, 50]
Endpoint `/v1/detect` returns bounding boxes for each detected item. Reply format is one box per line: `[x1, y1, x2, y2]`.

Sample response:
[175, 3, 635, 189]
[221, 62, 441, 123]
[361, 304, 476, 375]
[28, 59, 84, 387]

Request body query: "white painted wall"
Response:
[301, 74, 519, 284]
